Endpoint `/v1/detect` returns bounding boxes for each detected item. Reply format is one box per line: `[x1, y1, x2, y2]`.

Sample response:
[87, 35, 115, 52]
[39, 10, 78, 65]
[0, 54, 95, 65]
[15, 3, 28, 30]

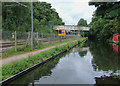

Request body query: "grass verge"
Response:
[1, 37, 87, 81]
[2, 37, 81, 59]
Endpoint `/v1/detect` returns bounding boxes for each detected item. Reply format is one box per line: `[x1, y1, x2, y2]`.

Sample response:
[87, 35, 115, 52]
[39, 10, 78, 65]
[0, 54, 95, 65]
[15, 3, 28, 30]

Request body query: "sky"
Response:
[38, 0, 96, 25]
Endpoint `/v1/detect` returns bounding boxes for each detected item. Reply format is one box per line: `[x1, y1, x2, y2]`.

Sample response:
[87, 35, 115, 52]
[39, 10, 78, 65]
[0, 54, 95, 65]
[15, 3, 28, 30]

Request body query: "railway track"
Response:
[0, 41, 25, 48]
[0, 35, 75, 52]
[0, 39, 56, 48]
[0, 38, 61, 52]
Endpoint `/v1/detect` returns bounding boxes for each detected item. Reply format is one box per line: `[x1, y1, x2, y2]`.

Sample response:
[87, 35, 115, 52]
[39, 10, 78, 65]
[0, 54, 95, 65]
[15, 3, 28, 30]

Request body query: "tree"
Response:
[2, 2, 31, 31]
[77, 18, 88, 27]
[2, 2, 65, 33]
[88, 1, 120, 41]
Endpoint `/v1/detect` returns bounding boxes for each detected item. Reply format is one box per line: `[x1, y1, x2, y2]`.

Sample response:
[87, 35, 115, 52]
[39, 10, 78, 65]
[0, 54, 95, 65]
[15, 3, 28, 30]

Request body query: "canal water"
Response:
[8, 41, 120, 85]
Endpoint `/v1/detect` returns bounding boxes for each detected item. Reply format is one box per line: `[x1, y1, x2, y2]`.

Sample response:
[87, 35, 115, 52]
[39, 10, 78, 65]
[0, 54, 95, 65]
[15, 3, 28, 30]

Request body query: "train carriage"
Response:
[58, 29, 66, 39]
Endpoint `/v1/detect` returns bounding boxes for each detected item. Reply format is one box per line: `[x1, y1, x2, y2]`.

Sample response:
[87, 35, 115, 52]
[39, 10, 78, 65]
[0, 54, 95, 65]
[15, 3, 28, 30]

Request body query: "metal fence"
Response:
[0, 31, 80, 52]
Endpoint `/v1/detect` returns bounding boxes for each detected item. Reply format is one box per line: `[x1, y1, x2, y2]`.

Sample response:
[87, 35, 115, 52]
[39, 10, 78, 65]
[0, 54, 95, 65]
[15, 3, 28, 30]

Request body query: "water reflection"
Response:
[95, 74, 120, 85]
[8, 50, 73, 85]
[88, 41, 120, 85]
[34, 50, 96, 84]
[89, 41, 120, 72]
[74, 47, 89, 57]
[8, 41, 120, 85]
[113, 43, 120, 53]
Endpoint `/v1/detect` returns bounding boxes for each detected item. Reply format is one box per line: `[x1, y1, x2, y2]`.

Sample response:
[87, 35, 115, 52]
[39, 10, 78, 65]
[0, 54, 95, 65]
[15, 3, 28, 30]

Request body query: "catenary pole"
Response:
[31, 0, 34, 49]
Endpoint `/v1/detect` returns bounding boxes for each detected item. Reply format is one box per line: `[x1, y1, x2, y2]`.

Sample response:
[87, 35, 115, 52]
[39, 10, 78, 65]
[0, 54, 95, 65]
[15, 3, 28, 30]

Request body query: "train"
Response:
[58, 29, 67, 39]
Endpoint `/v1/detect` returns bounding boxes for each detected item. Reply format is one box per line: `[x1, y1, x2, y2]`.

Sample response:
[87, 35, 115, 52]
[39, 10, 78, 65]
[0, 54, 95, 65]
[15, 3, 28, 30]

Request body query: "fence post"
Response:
[49, 34, 50, 42]
[37, 32, 39, 48]
[54, 34, 55, 41]
[25, 32, 30, 47]
[28, 32, 30, 45]
[42, 33, 43, 39]
[15, 31, 17, 52]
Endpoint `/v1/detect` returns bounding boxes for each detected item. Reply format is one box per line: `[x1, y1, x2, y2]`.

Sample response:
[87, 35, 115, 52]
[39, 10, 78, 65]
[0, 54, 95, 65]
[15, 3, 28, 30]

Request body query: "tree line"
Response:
[77, 18, 89, 37]
[88, 1, 120, 41]
[2, 2, 65, 33]
[77, 1, 120, 41]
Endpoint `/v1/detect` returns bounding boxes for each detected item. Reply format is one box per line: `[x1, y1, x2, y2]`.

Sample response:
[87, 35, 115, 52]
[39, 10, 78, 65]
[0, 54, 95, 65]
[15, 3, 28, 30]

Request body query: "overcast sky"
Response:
[38, 0, 96, 25]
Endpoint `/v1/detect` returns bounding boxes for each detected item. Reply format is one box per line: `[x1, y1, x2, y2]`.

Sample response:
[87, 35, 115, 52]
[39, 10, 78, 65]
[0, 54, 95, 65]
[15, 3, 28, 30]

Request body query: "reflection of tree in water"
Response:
[79, 51, 87, 57]
[77, 41, 89, 57]
[95, 74, 120, 85]
[89, 41, 120, 72]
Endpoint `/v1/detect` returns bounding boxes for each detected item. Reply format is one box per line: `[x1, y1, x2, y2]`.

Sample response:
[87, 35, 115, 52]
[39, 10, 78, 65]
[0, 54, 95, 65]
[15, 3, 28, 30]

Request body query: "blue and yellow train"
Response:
[58, 29, 67, 39]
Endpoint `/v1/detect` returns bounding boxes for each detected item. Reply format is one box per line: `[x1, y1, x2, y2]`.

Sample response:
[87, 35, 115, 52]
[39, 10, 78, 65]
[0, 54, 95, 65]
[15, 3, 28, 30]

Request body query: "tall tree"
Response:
[88, 1, 120, 41]
[77, 18, 88, 27]
[2, 2, 65, 33]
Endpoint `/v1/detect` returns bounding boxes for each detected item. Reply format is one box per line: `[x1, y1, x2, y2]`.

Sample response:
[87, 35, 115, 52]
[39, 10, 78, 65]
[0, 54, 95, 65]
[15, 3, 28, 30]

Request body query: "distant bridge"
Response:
[53, 25, 90, 32]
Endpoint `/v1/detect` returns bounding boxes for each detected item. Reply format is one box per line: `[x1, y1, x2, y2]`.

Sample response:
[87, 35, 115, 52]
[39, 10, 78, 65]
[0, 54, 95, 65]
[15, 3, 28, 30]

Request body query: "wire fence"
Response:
[0, 30, 80, 52]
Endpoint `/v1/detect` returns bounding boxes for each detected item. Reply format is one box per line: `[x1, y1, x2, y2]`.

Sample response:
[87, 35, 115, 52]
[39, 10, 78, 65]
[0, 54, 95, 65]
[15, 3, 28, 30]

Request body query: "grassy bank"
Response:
[2, 37, 80, 59]
[1, 37, 87, 81]
[9, 50, 73, 84]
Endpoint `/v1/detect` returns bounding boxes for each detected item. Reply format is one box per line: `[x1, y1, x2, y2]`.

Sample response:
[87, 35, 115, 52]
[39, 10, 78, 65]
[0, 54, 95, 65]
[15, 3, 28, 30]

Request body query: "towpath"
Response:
[0, 40, 78, 67]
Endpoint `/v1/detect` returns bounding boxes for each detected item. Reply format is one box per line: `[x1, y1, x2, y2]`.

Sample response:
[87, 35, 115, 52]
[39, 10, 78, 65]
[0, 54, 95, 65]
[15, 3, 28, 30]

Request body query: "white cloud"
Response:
[39, 0, 91, 3]
[38, 0, 96, 25]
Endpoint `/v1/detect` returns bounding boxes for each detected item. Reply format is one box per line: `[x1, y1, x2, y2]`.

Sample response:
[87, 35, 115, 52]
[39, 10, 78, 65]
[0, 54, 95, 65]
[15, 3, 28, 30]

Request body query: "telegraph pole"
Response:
[31, 0, 34, 49]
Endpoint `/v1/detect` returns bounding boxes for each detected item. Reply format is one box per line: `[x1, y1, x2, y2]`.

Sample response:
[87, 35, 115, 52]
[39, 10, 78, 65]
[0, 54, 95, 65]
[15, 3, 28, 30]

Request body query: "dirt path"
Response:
[0, 40, 77, 67]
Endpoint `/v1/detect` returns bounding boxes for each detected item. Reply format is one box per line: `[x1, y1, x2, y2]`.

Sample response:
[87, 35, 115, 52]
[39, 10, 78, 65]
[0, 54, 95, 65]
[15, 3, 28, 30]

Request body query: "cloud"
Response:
[38, 0, 96, 25]
[38, 0, 91, 3]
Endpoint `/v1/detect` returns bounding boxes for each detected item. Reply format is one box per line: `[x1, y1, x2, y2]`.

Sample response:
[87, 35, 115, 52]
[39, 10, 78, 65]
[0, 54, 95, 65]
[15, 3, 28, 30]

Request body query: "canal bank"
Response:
[1, 38, 81, 66]
[1, 38, 87, 85]
[4, 41, 120, 85]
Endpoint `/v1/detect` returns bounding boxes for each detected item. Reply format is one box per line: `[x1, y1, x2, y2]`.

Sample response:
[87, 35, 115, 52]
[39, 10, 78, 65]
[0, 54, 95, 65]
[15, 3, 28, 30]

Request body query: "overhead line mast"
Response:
[4, 0, 29, 8]
[12, 0, 28, 8]
[3, 0, 34, 49]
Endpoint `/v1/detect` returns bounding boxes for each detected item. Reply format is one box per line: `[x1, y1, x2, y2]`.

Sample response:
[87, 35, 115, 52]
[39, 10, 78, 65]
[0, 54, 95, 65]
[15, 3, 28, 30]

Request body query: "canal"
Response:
[8, 41, 120, 85]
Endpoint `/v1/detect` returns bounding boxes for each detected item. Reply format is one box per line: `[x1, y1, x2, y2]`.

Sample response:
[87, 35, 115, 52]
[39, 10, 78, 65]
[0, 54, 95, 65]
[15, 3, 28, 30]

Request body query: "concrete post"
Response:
[31, 0, 34, 49]
[37, 32, 39, 48]
[31, 31, 33, 49]
[54, 34, 55, 40]
[15, 31, 17, 52]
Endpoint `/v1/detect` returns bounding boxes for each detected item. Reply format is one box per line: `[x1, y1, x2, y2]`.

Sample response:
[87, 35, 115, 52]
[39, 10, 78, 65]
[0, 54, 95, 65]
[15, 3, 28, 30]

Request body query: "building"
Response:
[113, 33, 120, 42]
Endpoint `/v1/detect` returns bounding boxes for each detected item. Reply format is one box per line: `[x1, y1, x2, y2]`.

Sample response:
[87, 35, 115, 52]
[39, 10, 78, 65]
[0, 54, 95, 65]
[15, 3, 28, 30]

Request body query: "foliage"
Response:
[79, 51, 87, 57]
[77, 18, 88, 37]
[77, 18, 88, 27]
[2, 2, 64, 33]
[89, 41, 120, 71]
[80, 31, 89, 37]
[88, 2, 120, 41]
[116, 40, 120, 45]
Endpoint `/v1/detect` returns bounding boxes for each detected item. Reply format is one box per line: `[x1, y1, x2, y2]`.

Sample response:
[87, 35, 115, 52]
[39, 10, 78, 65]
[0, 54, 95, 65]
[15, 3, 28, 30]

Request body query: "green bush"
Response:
[116, 41, 119, 45]
[119, 41, 120, 45]
[116, 41, 120, 45]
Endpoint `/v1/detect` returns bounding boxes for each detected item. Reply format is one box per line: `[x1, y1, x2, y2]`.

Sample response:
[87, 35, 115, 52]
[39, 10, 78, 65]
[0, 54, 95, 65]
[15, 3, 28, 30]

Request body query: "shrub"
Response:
[116, 41, 120, 45]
